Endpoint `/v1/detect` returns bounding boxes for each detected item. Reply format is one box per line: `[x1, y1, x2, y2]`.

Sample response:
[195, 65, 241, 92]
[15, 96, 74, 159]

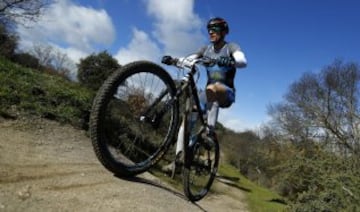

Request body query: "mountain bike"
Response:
[90, 56, 220, 202]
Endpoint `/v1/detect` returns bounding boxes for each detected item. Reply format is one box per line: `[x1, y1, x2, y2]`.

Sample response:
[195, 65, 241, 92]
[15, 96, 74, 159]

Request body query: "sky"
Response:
[15, 0, 360, 132]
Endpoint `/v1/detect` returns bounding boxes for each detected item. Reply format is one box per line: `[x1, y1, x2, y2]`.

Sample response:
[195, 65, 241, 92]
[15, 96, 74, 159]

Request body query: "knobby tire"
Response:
[183, 132, 220, 202]
[90, 61, 179, 177]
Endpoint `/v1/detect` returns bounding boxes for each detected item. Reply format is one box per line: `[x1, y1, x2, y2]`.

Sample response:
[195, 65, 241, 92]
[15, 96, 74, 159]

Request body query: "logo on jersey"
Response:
[207, 64, 230, 82]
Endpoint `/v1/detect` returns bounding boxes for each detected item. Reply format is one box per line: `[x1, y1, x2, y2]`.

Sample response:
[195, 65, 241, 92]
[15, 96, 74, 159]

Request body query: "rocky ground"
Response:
[0, 118, 248, 212]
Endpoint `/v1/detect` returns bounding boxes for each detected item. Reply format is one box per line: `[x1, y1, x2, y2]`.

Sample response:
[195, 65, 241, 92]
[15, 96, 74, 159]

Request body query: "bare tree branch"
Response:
[0, 0, 53, 26]
[268, 60, 360, 155]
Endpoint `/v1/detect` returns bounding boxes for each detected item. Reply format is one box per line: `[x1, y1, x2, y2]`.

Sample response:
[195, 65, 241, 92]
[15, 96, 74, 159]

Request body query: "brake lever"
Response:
[201, 58, 217, 67]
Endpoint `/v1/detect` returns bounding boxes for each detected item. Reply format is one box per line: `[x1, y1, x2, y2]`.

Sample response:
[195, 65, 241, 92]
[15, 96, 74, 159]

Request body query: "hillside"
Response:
[0, 57, 286, 211]
[0, 118, 250, 211]
[0, 57, 93, 130]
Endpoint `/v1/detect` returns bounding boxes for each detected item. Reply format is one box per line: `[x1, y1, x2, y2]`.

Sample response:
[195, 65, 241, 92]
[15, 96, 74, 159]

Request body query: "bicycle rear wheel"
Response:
[183, 133, 220, 202]
[90, 61, 179, 177]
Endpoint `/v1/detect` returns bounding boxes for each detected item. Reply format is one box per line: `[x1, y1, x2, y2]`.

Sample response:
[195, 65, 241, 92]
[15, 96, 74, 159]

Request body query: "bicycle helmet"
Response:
[207, 17, 229, 34]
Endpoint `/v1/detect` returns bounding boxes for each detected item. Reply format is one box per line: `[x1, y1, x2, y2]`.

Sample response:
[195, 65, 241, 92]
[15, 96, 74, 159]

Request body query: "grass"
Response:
[0, 57, 95, 129]
[218, 163, 287, 212]
[151, 163, 287, 212]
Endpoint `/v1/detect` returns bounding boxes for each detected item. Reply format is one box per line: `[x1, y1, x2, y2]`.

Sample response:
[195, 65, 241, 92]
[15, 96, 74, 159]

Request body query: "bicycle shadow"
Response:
[216, 174, 252, 192]
[114, 174, 208, 212]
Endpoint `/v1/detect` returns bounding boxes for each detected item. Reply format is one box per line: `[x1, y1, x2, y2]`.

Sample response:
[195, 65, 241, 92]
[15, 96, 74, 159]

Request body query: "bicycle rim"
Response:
[90, 61, 179, 177]
[183, 134, 219, 202]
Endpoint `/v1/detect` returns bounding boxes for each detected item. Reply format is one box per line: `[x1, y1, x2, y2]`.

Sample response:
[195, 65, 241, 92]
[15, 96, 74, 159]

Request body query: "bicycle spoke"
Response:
[183, 135, 219, 201]
[90, 61, 179, 177]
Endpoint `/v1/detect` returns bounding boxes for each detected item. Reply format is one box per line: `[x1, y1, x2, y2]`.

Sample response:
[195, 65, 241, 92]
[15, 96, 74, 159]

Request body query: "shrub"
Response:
[274, 150, 360, 211]
[0, 57, 95, 129]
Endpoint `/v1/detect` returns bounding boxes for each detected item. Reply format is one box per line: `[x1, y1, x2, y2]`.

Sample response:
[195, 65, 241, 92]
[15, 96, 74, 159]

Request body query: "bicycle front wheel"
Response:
[183, 134, 220, 202]
[90, 61, 179, 177]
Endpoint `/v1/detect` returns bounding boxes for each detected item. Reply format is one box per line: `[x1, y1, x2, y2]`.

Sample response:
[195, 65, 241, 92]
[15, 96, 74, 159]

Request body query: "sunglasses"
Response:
[207, 26, 224, 34]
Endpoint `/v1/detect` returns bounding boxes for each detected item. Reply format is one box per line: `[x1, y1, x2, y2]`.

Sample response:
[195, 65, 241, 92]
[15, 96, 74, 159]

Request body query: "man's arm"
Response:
[229, 43, 247, 68]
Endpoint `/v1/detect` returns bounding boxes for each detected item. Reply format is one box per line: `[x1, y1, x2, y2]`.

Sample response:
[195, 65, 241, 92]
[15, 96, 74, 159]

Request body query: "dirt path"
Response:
[0, 118, 248, 212]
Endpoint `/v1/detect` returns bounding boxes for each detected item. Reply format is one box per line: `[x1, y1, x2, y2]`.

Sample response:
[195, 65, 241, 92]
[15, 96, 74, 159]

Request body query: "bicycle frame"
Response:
[176, 66, 207, 126]
[176, 59, 220, 201]
[142, 59, 210, 135]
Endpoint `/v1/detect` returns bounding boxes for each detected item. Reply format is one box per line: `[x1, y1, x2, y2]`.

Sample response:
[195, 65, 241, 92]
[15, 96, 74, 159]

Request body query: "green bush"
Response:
[77, 51, 120, 90]
[0, 57, 95, 129]
[273, 150, 360, 211]
[0, 24, 18, 59]
[11, 52, 39, 69]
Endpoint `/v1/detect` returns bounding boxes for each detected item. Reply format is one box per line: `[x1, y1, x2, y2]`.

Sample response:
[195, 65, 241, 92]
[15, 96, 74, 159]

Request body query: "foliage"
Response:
[0, 57, 95, 129]
[30, 43, 75, 74]
[0, 23, 17, 58]
[27, 43, 75, 80]
[77, 51, 120, 90]
[0, 25, 74, 80]
[217, 59, 360, 211]
[262, 59, 360, 211]
[273, 148, 360, 212]
[11, 52, 39, 68]
[219, 130, 278, 186]
[220, 131, 258, 169]
[268, 60, 360, 155]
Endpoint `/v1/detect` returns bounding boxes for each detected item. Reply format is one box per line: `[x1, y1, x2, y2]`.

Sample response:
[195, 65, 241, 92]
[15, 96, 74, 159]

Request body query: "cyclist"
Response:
[161, 17, 247, 173]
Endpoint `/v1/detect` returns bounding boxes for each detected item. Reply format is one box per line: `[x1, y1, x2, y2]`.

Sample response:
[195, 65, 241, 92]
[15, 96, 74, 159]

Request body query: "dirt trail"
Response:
[0, 118, 248, 212]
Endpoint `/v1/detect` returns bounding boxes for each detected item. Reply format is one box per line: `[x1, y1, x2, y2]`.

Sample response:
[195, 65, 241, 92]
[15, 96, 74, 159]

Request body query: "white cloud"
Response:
[114, 28, 161, 64]
[218, 108, 260, 132]
[219, 117, 247, 132]
[15, 0, 207, 78]
[146, 0, 205, 56]
[60, 47, 88, 64]
[115, 0, 206, 64]
[16, 0, 115, 61]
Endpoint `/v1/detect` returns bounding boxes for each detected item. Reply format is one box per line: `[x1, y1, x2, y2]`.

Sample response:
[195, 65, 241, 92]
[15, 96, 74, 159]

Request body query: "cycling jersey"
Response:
[195, 42, 243, 89]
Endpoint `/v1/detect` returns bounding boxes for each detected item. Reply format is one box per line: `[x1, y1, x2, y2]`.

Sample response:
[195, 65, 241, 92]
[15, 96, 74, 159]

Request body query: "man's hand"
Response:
[162, 55, 174, 65]
[217, 56, 234, 67]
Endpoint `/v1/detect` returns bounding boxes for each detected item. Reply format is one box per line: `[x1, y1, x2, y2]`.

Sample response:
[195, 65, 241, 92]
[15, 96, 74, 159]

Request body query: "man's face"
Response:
[208, 26, 225, 43]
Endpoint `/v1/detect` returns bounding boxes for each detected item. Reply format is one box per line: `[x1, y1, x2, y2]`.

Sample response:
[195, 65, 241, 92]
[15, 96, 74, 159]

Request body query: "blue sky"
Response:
[15, 0, 360, 132]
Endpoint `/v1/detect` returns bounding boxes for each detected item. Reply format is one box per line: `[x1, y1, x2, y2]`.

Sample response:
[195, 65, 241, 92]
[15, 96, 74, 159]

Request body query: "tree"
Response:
[0, 0, 52, 27]
[11, 52, 39, 68]
[0, 23, 17, 58]
[31, 43, 53, 67]
[268, 60, 360, 155]
[257, 60, 360, 211]
[52, 48, 73, 74]
[27, 43, 74, 80]
[221, 130, 262, 175]
[31, 43, 74, 71]
[77, 51, 121, 90]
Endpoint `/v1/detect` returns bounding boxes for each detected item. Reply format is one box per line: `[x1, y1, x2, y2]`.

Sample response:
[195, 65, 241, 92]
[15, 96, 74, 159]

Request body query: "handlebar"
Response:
[174, 57, 217, 70]
[162, 55, 235, 82]
[163, 55, 235, 70]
